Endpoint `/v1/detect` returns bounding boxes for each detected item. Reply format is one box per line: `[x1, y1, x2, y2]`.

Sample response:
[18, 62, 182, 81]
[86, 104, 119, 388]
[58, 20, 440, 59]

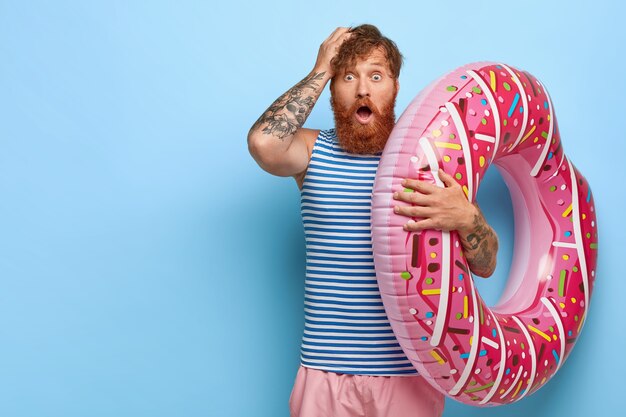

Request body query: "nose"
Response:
[356, 78, 370, 98]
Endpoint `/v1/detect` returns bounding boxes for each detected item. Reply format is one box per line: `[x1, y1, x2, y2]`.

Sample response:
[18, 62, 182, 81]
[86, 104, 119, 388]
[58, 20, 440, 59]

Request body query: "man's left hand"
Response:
[392, 169, 477, 233]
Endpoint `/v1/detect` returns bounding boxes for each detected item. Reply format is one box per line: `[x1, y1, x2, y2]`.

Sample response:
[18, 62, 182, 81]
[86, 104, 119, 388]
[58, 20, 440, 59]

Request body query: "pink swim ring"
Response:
[371, 62, 598, 406]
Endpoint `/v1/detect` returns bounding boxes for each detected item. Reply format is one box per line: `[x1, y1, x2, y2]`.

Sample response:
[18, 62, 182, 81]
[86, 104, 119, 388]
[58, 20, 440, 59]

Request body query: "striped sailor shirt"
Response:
[299, 128, 417, 376]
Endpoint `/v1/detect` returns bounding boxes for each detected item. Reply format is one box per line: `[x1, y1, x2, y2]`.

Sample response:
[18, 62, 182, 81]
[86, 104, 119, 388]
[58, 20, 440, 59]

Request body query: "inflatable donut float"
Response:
[371, 62, 598, 406]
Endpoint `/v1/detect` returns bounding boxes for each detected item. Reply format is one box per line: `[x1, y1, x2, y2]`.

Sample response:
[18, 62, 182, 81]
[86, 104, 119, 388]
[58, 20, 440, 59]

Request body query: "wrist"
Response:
[458, 203, 479, 236]
[311, 63, 332, 79]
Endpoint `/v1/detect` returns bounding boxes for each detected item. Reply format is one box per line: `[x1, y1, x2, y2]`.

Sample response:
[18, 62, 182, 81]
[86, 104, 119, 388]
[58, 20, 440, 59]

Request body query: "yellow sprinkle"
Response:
[430, 349, 445, 364]
[422, 289, 441, 295]
[553, 334, 558, 341]
[462, 185, 468, 197]
[533, 137, 539, 143]
[562, 254, 569, 260]
[479, 155, 485, 167]
[582, 213, 587, 220]
[463, 296, 468, 318]
[571, 297, 577, 303]
[489, 70, 496, 92]
[527, 325, 552, 342]
[559, 302, 565, 309]
[547, 114, 551, 121]
[469, 335, 473, 346]
[512, 379, 524, 398]
[430, 252, 437, 259]
[435, 141, 462, 150]
[443, 155, 451, 162]
[520, 125, 536, 144]
[433, 129, 442, 137]
[562, 204, 573, 218]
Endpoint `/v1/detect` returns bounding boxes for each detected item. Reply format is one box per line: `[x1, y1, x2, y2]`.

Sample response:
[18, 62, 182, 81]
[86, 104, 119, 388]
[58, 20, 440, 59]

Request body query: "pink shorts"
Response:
[289, 366, 445, 417]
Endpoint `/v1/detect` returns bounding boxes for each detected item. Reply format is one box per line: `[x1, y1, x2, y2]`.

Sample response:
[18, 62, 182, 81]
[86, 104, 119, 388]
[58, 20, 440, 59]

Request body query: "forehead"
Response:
[345, 48, 391, 72]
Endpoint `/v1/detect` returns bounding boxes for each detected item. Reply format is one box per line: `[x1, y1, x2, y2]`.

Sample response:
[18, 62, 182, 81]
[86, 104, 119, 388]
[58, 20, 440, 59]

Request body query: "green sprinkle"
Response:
[503, 119, 508, 126]
[472, 86, 482, 94]
[481, 118, 487, 125]
[456, 313, 463, 319]
[447, 85, 458, 92]
[449, 133, 456, 139]
[559, 270, 566, 297]
[455, 173, 462, 180]
[590, 243, 598, 249]
[503, 82, 511, 91]
[425, 277, 434, 285]
[401, 271, 412, 280]
[550, 186, 557, 192]
[573, 266, 579, 272]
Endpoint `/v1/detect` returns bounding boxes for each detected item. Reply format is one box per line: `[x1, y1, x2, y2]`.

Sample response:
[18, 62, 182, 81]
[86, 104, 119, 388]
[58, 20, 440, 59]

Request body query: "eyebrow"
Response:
[368, 61, 387, 68]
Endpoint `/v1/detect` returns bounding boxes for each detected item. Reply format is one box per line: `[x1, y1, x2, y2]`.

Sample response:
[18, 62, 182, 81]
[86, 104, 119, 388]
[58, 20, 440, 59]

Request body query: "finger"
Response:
[394, 204, 431, 218]
[404, 218, 438, 232]
[392, 190, 428, 205]
[328, 27, 350, 43]
[438, 169, 457, 188]
[402, 178, 439, 194]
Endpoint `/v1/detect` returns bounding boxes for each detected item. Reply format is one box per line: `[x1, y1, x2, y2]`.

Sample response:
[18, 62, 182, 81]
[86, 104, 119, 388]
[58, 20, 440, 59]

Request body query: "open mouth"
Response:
[355, 106, 373, 124]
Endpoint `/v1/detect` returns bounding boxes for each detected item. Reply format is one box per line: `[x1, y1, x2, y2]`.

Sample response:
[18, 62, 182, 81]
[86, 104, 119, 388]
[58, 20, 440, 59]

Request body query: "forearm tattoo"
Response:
[461, 212, 498, 275]
[250, 71, 326, 140]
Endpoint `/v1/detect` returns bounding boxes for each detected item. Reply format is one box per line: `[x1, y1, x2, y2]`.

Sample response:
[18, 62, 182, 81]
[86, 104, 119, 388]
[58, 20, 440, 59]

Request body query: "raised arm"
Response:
[392, 169, 499, 278]
[247, 27, 352, 179]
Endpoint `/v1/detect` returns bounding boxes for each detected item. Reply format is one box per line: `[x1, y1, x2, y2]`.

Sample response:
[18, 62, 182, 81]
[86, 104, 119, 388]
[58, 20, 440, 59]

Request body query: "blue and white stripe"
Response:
[299, 129, 417, 375]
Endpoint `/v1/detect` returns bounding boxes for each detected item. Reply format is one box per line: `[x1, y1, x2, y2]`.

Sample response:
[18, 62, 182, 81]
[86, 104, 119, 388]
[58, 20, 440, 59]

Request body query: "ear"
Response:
[395, 78, 400, 93]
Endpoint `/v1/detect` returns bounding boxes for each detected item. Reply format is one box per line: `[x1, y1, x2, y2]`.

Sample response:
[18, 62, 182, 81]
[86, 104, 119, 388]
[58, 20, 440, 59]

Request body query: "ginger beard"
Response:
[331, 89, 397, 155]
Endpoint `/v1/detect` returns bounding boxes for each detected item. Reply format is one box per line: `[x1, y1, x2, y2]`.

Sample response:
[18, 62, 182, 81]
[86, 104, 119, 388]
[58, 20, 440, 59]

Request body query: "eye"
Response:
[372, 74, 382, 81]
[344, 74, 355, 81]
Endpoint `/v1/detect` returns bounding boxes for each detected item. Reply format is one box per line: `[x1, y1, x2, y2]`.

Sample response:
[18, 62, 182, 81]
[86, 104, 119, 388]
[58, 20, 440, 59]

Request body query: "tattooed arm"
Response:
[248, 27, 352, 179]
[393, 169, 499, 278]
[457, 204, 499, 278]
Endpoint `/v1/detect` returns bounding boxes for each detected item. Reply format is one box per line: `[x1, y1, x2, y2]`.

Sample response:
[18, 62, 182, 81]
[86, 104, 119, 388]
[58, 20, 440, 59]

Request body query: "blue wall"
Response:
[0, 1, 622, 416]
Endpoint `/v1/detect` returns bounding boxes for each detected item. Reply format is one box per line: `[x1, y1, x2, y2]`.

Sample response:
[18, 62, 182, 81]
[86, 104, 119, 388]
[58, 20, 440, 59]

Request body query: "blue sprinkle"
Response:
[479, 349, 487, 357]
[548, 152, 553, 160]
[564, 231, 572, 237]
[460, 352, 470, 359]
[568, 330, 572, 337]
[459, 273, 464, 281]
[544, 101, 549, 109]
[505, 368, 511, 375]
[496, 65, 503, 69]
[461, 75, 467, 79]
[481, 99, 487, 105]
[508, 93, 520, 118]
[425, 312, 434, 318]
[519, 106, 524, 113]
[492, 328, 497, 337]
[586, 188, 591, 203]
[421, 336, 428, 341]
[552, 349, 560, 364]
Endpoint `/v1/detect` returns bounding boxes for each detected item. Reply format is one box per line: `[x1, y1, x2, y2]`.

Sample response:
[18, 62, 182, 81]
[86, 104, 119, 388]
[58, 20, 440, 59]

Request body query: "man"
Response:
[248, 25, 498, 417]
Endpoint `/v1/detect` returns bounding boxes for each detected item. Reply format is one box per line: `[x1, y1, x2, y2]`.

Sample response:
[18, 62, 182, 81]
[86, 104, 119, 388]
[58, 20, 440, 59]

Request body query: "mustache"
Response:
[350, 97, 380, 115]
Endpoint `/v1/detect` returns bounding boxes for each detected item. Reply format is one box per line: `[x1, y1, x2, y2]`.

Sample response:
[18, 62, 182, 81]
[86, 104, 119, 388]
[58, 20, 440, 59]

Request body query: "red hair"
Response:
[331, 24, 403, 80]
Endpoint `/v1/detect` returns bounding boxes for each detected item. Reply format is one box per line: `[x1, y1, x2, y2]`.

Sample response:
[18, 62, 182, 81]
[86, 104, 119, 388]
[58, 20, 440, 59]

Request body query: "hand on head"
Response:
[314, 27, 353, 78]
